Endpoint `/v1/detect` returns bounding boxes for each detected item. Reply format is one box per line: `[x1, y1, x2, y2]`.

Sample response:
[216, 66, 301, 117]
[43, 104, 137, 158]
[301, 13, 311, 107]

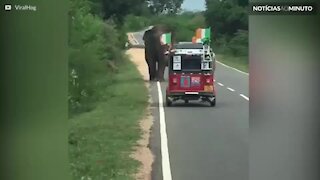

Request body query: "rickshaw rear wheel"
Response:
[166, 95, 172, 107]
[210, 99, 216, 107]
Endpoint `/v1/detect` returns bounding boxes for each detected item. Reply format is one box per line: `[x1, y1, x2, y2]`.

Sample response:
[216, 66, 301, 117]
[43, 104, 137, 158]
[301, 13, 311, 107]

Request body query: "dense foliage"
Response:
[122, 12, 206, 42]
[152, 12, 206, 41]
[68, 1, 148, 179]
[120, 0, 248, 57]
[148, 0, 184, 14]
[88, 0, 147, 23]
[68, 0, 126, 116]
[205, 0, 248, 56]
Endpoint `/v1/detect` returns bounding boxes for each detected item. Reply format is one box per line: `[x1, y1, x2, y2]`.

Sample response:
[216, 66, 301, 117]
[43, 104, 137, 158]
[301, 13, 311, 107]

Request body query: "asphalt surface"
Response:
[131, 32, 249, 180]
[132, 32, 145, 46]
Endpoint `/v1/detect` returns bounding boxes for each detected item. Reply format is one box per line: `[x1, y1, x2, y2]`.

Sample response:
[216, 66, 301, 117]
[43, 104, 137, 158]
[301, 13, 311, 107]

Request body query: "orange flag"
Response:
[196, 28, 202, 39]
[192, 36, 196, 43]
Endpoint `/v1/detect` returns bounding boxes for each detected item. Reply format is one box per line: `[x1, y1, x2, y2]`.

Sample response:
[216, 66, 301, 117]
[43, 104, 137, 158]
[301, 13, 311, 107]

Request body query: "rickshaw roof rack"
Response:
[173, 42, 204, 49]
[172, 42, 213, 59]
[174, 42, 212, 49]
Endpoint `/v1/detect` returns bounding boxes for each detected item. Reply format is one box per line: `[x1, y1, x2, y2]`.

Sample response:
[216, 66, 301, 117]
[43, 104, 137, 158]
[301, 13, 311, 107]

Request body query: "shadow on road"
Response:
[128, 45, 145, 49]
[169, 102, 211, 107]
[147, 99, 228, 109]
[148, 101, 225, 108]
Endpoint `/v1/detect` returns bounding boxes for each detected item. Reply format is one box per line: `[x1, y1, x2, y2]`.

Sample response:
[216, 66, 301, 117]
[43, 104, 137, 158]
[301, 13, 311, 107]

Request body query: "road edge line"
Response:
[157, 82, 172, 180]
[216, 60, 249, 75]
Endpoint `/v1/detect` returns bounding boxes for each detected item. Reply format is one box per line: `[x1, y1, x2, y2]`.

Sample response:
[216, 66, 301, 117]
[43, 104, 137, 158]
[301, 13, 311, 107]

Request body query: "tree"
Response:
[205, 0, 248, 56]
[147, 0, 184, 15]
[88, 0, 147, 24]
[205, 0, 247, 38]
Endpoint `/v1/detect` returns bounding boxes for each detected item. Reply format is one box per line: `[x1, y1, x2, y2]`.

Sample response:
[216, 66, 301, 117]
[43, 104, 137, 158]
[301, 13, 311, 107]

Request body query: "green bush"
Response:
[213, 30, 248, 57]
[123, 15, 151, 32]
[68, 1, 149, 179]
[205, 0, 248, 58]
[68, 0, 124, 116]
[228, 30, 248, 56]
[121, 12, 206, 42]
[212, 35, 228, 53]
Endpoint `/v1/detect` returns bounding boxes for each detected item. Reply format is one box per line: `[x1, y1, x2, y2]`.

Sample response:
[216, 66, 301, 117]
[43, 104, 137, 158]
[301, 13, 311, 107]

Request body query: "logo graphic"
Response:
[249, 3, 317, 15]
[4, 4, 12, 11]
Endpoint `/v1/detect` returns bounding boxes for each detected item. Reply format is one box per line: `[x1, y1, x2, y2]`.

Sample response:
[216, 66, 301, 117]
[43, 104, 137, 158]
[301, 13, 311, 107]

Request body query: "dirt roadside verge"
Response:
[126, 48, 154, 180]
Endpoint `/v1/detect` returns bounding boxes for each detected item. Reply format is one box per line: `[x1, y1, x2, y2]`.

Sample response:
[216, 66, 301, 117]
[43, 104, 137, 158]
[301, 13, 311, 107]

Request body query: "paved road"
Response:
[132, 32, 145, 45]
[131, 32, 249, 180]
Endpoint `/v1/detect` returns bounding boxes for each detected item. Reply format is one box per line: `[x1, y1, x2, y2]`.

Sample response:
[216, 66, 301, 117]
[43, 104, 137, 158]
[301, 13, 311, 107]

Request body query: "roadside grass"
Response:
[215, 54, 248, 73]
[69, 58, 148, 180]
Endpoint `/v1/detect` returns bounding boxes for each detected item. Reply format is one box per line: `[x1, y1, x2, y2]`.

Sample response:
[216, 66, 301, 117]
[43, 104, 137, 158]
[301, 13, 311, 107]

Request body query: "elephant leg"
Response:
[146, 59, 153, 81]
[151, 54, 158, 81]
[145, 49, 156, 81]
[157, 55, 166, 81]
[149, 67, 154, 81]
[149, 59, 157, 81]
[153, 61, 158, 81]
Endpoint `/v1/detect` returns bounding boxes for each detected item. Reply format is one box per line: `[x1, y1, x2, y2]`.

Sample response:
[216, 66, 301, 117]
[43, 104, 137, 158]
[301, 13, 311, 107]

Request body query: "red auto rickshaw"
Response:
[165, 42, 216, 106]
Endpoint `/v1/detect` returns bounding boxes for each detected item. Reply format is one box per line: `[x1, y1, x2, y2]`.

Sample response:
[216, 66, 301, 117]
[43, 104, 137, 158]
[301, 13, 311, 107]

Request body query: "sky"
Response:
[181, 0, 206, 11]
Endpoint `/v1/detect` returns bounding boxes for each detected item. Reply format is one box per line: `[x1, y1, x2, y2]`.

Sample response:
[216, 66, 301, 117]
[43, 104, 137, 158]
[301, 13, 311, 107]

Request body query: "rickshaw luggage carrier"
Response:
[165, 42, 216, 107]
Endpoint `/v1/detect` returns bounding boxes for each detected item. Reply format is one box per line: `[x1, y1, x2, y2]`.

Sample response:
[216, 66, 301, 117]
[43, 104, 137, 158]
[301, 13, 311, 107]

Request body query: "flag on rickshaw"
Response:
[200, 27, 211, 41]
[192, 36, 202, 43]
[160, 33, 172, 45]
[192, 36, 196, 43]
[195, 28, 202, 41]
[194, 27, 211, 44]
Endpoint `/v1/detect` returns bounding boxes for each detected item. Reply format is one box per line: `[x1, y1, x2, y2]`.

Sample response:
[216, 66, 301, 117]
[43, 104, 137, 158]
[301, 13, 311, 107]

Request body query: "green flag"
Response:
[160, 33, 171, 45]
[201, 28, 211, 39]
[201, 28, 211, 44]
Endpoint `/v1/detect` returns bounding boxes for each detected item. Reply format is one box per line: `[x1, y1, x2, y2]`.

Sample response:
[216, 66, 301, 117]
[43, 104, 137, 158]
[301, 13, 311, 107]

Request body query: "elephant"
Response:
[143, 25, 175, 81]
[143, 29, 157, 81]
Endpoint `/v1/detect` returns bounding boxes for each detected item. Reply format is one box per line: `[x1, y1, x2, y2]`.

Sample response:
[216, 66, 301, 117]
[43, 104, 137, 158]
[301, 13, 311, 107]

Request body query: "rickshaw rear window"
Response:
[181, 55, 202, 71]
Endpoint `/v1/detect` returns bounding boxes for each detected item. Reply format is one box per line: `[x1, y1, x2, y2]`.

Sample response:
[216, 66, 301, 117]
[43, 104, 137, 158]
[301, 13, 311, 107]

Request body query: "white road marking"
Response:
[227, 87, 235, 92]
[133, 35, 139, 44]
[157, 82, 172, 180]
[216, 60, 249, 75]
[133, 34, 139, 44]
[128, 33, 139, 45]
[240, 94, 249, 101]
[218, 82, 224, 86]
